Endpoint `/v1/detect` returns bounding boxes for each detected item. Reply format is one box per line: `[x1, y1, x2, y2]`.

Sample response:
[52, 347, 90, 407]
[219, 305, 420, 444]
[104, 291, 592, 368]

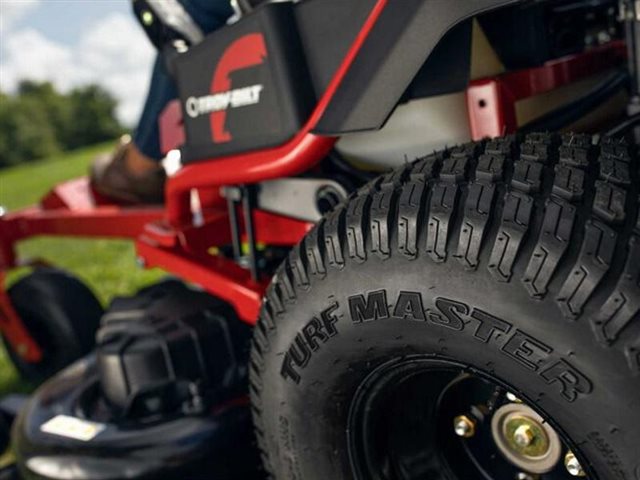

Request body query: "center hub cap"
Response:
[491, 403, 562, 474]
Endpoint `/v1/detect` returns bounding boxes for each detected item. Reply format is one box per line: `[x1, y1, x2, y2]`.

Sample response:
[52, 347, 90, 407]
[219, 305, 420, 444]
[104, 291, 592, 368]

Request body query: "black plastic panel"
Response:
[405, 19, 472, 101]
[174, 3, 315, 163]
[313, 0, 521, 135]
[294, 0, 378, 98]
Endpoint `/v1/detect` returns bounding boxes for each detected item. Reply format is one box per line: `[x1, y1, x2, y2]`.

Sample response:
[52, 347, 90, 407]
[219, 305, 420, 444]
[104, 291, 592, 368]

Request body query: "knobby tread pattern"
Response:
[476, 154, 506, 182]
[345, 194, 369, 263]
[556, 220, 617, 319]
[304, 223, 326, 277]
[521, 196, 577, 297]
[397, 179, 427, 259]
[511, 160, 544, 193]
[593, 180, 627, 224]
[553, 164, 585, 202]
[250, 133, 639, 478]
[600, 157, 631, 186]
[454, 181, 496, 269]
[592, 236, 640, 347]
[488, 191, 534, 282]
[370, 187, 395, 259]
[426, 182, 459, 263]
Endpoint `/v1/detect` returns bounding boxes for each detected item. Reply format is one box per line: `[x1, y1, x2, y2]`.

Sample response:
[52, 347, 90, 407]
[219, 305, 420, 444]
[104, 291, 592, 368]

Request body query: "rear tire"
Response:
[250, 134, 640, 479]
[3, 268, 103, 383]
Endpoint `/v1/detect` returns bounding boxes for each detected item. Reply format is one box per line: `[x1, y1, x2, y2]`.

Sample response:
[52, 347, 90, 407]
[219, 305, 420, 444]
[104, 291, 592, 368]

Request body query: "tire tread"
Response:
[249, 133, 640, 478]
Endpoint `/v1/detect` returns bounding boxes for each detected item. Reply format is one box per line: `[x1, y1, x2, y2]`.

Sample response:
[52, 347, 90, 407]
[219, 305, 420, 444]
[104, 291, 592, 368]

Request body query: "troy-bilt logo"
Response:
[185, 84, 264, 119]
[195, 32, 267, 143]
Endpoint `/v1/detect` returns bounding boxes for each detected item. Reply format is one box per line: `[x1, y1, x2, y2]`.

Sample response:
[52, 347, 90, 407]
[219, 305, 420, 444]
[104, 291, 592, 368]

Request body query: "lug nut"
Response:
[515, 473, 538, 480]
[506, 392, 522, 403]
[453, 414, 476, 438]
[513, 424, 535, 447]
[565, 451, 586, 477]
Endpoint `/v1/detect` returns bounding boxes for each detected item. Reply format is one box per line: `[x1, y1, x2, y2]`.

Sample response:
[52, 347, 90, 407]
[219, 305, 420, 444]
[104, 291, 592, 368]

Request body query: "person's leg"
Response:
[132, 56, 179, 161]
[92, 0, 233, 203]
[182, 0, 235, 35]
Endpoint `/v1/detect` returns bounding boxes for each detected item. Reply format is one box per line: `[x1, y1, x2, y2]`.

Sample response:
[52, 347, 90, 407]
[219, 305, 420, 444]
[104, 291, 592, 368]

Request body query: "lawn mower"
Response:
[0, 0, 638, 479]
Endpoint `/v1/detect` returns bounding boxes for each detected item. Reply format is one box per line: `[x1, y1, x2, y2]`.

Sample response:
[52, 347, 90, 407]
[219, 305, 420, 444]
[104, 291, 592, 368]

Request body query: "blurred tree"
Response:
[0, 82, 123, 167]
[18, 81, 72, 145]
[0, 92, 61, 167]
[67, 85, 123, 149]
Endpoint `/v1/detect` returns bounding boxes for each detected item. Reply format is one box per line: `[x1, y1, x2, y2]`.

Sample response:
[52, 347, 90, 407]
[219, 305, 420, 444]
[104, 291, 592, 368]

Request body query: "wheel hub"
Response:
[348, 357, 593, 480]
[491, 403, 562, 474]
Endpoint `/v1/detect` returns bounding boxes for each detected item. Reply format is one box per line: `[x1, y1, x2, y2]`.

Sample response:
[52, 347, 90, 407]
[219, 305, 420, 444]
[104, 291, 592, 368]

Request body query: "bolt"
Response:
[565, 452, 586, 477]
[506, 392, 522, 403]
[141, 10, 154, 26]
[515, 473, 538, 480]
[504, 416, 550, 457]
[514, 424, 535, 448]
[453, 415, 476, 438]
[173, 39, 189, 53]
[0, 205, 6, 217]
[136, 256, 146, 268]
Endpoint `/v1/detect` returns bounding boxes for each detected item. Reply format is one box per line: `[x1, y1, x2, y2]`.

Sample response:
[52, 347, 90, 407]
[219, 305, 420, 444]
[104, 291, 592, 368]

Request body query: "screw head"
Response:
[453, 415, 476, 438]
[514, 424, 535, 448]
[565, 452, 586, 477]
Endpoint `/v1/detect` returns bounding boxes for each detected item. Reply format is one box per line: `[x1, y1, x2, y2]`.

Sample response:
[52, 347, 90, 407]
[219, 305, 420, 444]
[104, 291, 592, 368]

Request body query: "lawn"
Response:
[0, 143, 165, 395]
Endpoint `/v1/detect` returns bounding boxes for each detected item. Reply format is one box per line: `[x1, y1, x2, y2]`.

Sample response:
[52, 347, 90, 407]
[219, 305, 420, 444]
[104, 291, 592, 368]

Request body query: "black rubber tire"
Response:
[3, 268, 103, 383]
[250, 133, 640, 480]
[0, 415, 9, 457]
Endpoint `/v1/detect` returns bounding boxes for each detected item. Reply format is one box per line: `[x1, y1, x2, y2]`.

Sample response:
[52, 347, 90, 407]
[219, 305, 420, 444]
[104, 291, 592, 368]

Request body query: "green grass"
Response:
[0, 143, 165, 394]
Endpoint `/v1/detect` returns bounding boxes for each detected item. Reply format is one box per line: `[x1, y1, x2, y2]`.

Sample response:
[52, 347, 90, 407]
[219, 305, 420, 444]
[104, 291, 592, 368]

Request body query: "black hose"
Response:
[521, 70, 629, 133]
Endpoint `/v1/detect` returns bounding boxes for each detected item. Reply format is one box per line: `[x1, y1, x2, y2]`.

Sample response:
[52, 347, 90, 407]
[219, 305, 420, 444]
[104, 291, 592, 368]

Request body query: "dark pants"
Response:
[133, 0, 233, 161]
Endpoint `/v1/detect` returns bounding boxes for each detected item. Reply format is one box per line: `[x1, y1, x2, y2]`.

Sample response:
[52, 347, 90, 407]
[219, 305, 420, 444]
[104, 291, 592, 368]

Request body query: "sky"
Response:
[0, 0, 156, 126]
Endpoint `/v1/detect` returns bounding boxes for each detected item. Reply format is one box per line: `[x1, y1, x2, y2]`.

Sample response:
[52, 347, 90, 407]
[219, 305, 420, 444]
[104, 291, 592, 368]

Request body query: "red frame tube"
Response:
[0, 271, 42, 362]
[466, 41, 627, 140]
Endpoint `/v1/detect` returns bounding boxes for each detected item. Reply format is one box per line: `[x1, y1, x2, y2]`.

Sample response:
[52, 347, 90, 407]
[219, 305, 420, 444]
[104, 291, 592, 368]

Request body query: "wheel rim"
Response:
[347, 357, 594, 480]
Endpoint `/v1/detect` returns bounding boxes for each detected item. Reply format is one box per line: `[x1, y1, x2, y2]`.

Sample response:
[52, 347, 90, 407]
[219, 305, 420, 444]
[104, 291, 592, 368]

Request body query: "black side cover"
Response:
[313, 0, 520, 135]
[294, 0, 378, 98]
[174, 3, 315, 163]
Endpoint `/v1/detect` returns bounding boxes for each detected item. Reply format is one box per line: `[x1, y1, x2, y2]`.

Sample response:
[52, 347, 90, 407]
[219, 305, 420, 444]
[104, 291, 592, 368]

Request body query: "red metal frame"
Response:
[0, 2, 623, 365]
[466, 40, 627, 140]
[0, 271, 42, 362]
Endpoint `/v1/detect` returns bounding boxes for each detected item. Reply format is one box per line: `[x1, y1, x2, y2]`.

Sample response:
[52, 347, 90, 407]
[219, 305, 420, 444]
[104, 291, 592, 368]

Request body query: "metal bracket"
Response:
[256, 178, 348, 222]
[145, 0, 204, 45]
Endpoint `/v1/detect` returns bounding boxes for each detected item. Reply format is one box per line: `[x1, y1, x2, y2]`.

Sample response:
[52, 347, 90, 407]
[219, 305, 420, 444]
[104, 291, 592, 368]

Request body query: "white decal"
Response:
[41, 415, 106, 441]
[185, 84, 264, 118]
